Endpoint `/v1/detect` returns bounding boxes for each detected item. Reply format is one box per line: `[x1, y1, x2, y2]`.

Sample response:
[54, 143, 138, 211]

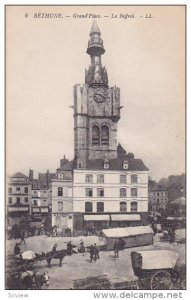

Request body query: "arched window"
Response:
[131, 174, 138, 183]
[97, 202, 104, 212]
[101, 125, 109, 145]
[92, 125, 100, 145]
[131, 202, 138, 212]
[120, 188, 126, 197]
[85, 202, 93, 212]
[120, 201, 127, 212]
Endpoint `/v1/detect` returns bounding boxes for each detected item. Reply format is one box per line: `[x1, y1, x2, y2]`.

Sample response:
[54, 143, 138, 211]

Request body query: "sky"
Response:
[6, 5, 185, 181]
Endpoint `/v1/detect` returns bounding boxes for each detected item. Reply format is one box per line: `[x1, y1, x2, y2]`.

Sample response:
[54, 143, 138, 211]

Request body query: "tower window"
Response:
[92, 125, 100, 145]
[120, 201, 127, 212]
[97, 202, 104, 212]
[24, 187, 28, 194]
[8, 187, 12, 194]
[8, 197, 12, 204]
[101, 125, 109, 145]
[85, 202, 93, 212]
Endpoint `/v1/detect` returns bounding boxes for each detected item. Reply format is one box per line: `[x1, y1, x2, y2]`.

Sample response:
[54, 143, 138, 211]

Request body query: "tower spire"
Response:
[85, 21, 108, 87]
[90, 19, 101, 36]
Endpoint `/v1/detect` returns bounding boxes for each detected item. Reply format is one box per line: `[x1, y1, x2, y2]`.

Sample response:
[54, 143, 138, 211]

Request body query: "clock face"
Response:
[93, 87, 107, 103]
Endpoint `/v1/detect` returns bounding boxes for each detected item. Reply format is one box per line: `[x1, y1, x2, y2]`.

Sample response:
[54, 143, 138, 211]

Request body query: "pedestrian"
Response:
[67, 241, 73, 255]
[99, 231, 103, 241]
[19, 231, 26, 245]
[78, 239, 85, 255]
[14, 243, 21, 256]
[113, 241, 119, 258]
[90, 244, 95, 262]
[94, 243, 100, 260]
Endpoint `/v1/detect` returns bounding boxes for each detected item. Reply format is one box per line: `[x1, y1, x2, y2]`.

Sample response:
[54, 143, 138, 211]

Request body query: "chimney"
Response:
[29, 169, 33, 181]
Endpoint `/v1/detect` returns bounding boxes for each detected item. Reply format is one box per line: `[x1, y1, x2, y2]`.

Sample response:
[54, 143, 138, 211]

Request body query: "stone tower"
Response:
[74, 20, 121, 168]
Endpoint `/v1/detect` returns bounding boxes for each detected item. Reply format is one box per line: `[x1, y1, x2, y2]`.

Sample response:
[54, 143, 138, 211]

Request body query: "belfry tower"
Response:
[74, 20, 121, 168]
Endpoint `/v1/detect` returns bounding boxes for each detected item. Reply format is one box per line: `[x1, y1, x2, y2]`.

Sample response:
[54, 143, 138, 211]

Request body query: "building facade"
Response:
[51, 157, 74, 231]
[7, 172, 32, 224]
[148, 189, 168, 214]
[71, 21, 149, 231]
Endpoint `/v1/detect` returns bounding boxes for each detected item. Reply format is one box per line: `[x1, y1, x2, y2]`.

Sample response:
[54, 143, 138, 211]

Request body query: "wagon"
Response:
[131, 250, 185, 289]
[15, 250, 43, 270]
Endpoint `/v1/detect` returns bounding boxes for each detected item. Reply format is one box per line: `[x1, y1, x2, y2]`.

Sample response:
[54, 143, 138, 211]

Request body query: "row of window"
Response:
[150, 192, 167, 197]
[8, 197, 28, 204]
[150, 198, 168, 204]
[85, 201, 138, 212]
[85, 174, 138, 184]
[85, 187, 138, 197]
[8, 187, 29, 194]
[56, 201, 138, 212]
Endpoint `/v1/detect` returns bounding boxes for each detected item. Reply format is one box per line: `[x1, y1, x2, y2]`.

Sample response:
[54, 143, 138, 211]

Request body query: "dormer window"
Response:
[78, 161, 82, 169]
[104, 159, 109, 169]
[58, 173, 63, 179]
[123, 160, 128, 169]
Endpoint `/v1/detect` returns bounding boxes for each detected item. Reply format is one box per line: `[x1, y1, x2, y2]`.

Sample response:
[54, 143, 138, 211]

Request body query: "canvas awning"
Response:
[136, 250, 179, 269]
[84, 214, 110, 221]
[102, 226, 153, 238]
[111, 214, 141, 221]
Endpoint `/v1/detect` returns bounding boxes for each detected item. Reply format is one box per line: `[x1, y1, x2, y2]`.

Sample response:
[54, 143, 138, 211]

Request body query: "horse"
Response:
[45, 249, 68, 268]
[9, 270, 49, 289]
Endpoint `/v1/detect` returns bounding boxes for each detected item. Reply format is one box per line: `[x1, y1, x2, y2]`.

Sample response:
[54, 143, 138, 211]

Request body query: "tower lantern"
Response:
[85, 20, 108, 88]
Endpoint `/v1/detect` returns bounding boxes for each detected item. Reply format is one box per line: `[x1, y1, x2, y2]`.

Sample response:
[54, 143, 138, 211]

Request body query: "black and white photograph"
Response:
[5, 5, 186, 292]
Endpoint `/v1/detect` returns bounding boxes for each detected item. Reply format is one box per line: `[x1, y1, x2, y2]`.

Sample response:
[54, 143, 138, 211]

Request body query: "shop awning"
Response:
[111, 214, 141, 221]
[102, 226, 154, 238]
[84, 214, 110, 221]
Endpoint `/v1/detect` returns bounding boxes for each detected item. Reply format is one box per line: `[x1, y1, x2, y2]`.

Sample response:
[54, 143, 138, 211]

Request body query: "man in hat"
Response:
[52, 243, 57, 255]
[14, 243, 21, 256]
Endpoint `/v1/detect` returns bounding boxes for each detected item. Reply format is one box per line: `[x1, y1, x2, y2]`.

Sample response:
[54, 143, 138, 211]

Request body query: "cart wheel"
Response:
[150, 271, 173, 290]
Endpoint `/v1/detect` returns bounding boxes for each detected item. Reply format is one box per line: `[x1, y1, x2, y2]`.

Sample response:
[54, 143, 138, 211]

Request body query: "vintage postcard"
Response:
[5, 5, 186, 293]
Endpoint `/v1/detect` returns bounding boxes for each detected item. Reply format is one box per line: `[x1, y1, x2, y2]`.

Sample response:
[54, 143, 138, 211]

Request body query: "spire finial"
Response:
[90, 19, 101, 36]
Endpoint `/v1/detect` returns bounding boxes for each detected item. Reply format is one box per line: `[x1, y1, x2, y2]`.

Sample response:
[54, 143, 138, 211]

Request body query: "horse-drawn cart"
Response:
[15, 250, 45, 270]
[131, 250, 186, 289]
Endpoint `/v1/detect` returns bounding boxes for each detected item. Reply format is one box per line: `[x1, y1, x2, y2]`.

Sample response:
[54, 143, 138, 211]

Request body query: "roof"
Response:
[102, 226, 153, 238]
[171, 197, 186, 206]
[135, 250, 179, 269]
[11, 172, 28, 178]
[85, 157, 149, 171]
[57, 160, 74, 171]
[90, 19, 101, 36]
[38, 172, 56, 188]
